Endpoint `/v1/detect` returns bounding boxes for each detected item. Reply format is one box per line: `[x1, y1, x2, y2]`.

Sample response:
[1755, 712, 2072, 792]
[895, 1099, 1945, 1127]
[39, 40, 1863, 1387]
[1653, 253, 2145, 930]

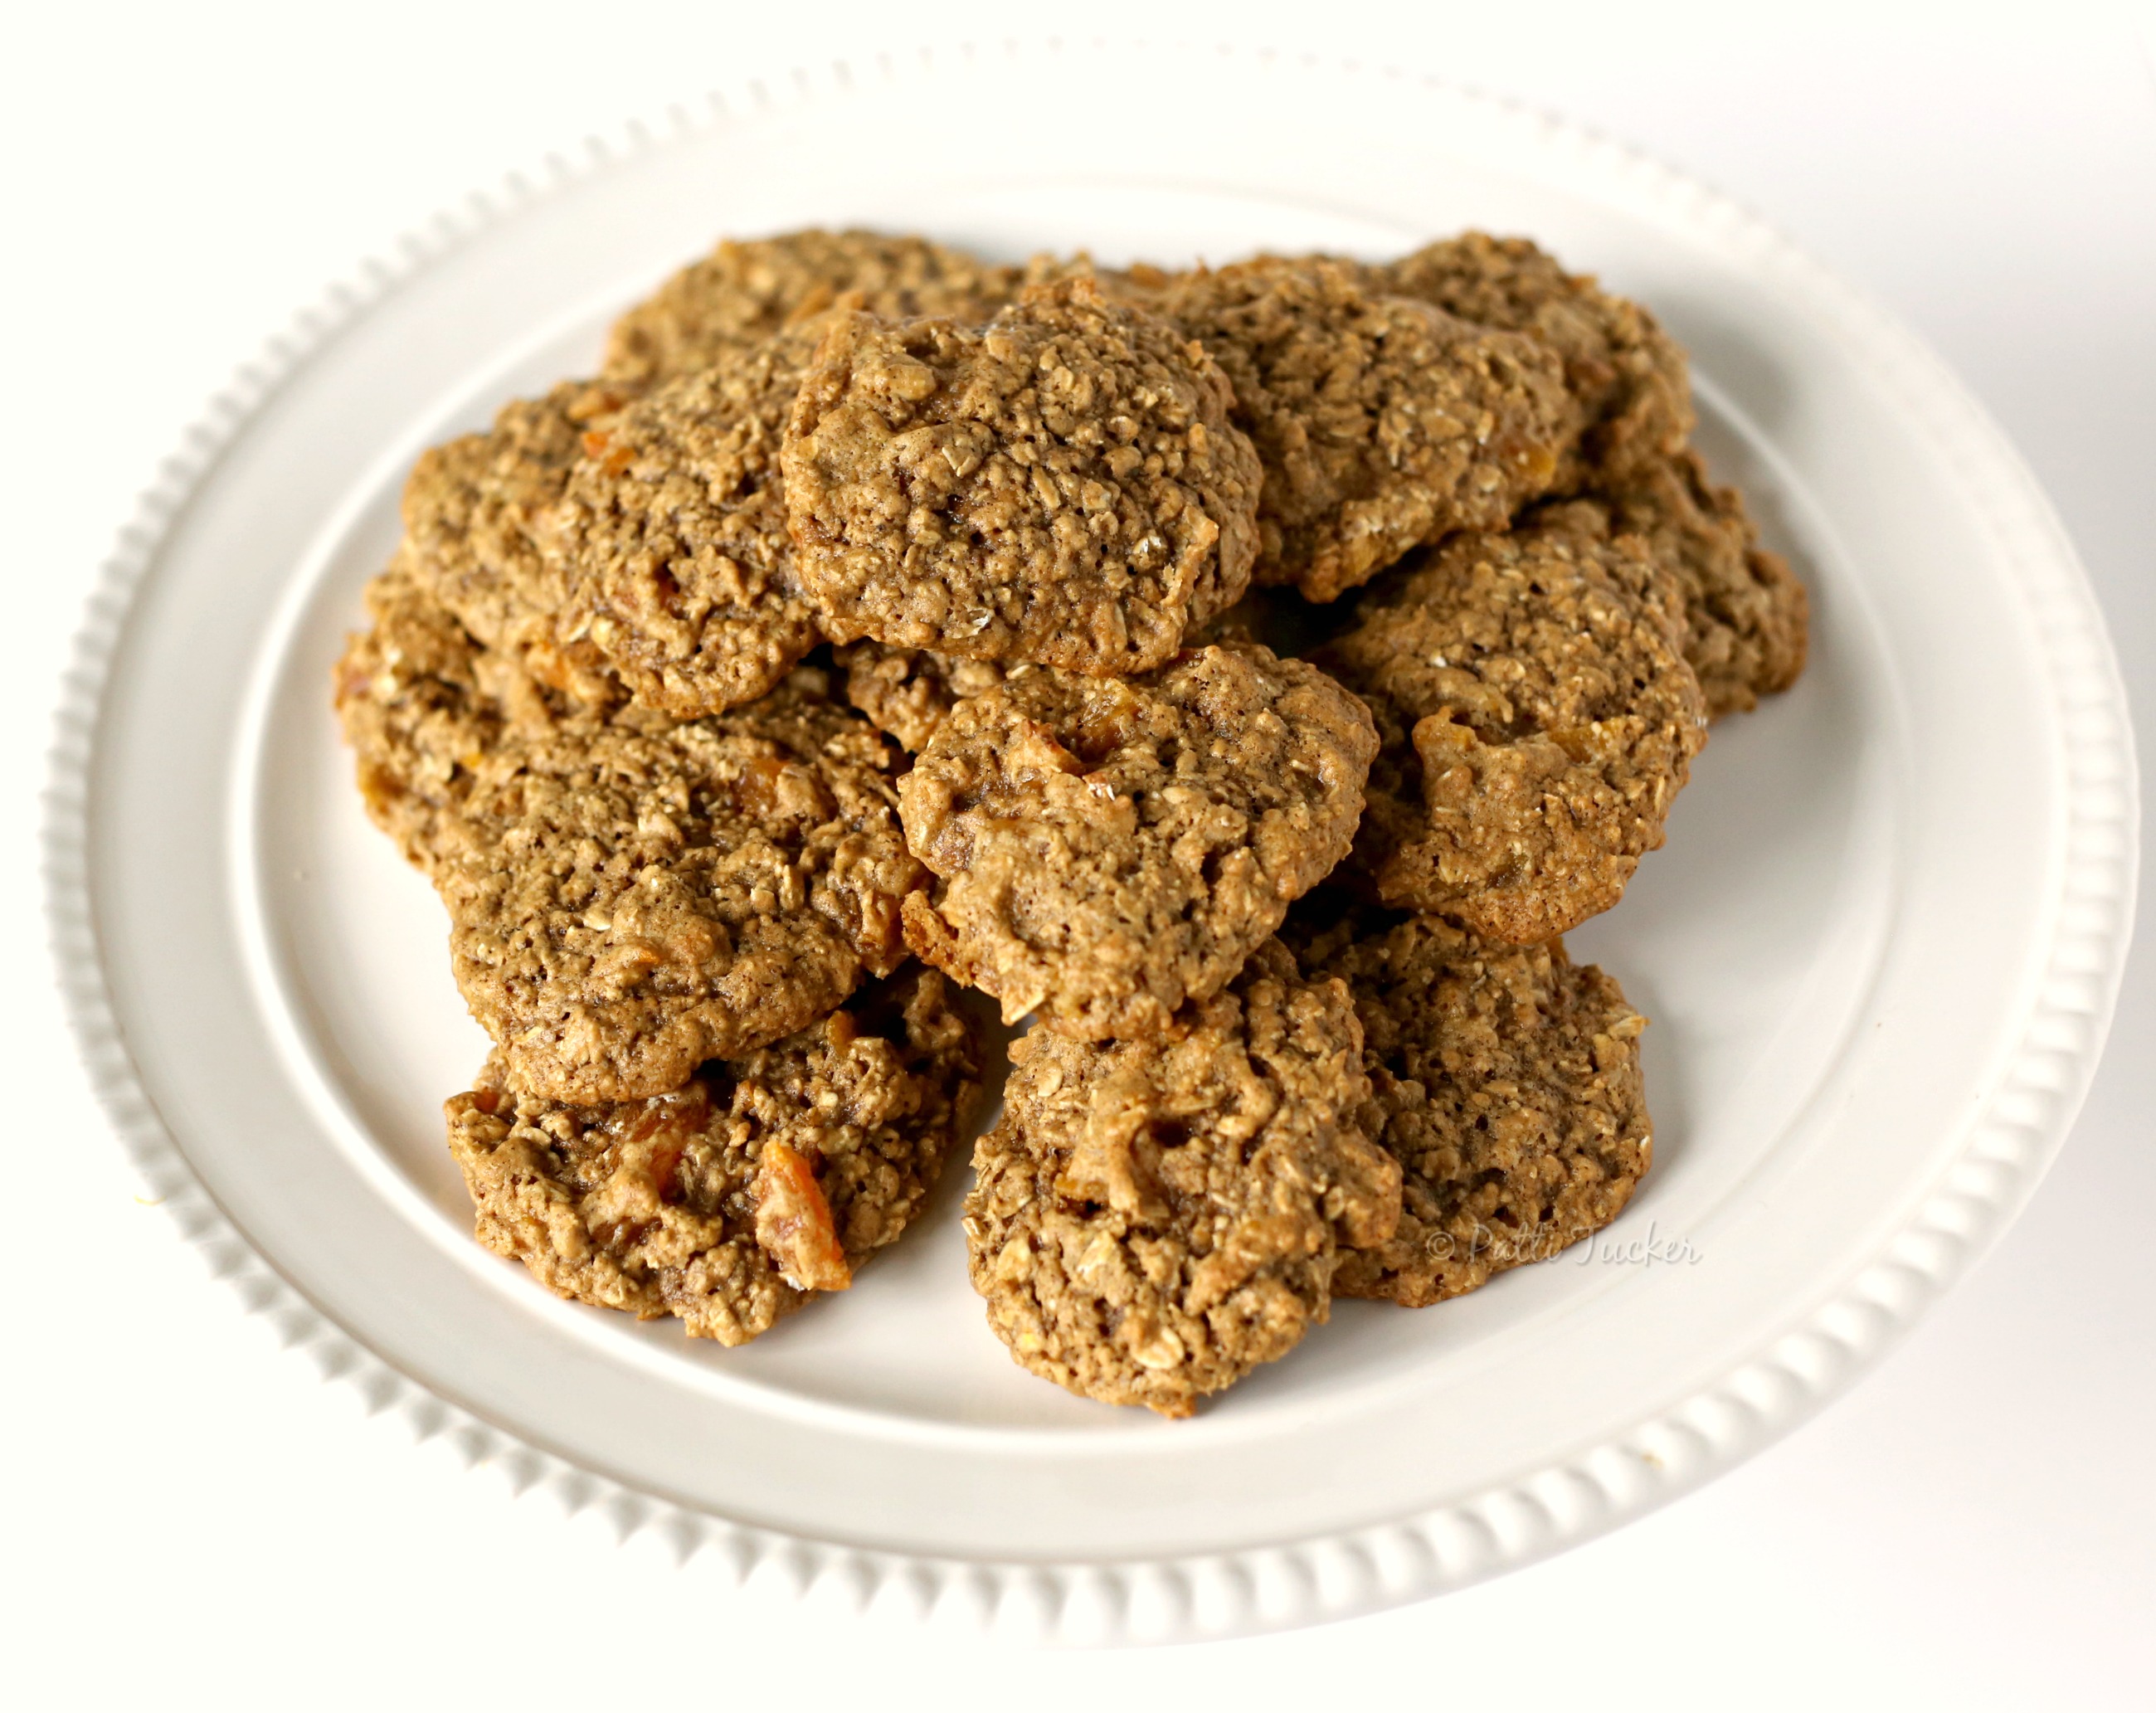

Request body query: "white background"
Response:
[6, 2, 2153, 1706]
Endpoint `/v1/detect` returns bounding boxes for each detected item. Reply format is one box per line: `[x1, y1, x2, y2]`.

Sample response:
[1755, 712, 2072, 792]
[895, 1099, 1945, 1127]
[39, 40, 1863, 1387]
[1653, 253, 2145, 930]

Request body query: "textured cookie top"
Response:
[964, 940, 1398, 1417]
[1161, 256, 1571, 601]
[334, 553, 596, 875]
[1380, 233, 1693, 489]
[445, 966, 982, 1346]
[897, 644, 1378, 1038]
[602, 228, 1023, 386]
[833, 640, 1015, 755]
[552, 325, 825, 719]
[835, 557, 1335, 762]
[400, 377, 638, 705]
[781, 280, 1263, 675]
[1543, 448, 1808, 720]
[1318, 518, 1707, 943]
[1286, 902, 1651, 1307]
[440, 673, 924, 1104]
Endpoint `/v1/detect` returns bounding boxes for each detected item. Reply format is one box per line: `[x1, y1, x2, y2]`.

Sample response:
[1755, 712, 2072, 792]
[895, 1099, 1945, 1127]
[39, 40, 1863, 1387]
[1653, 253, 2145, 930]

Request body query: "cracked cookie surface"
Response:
[964, 940, 1398, 1416]
[1161, 256, 1571, 601]
[1287, 901, 1651, 1305]
[440, 671, 923, 1103]
[445, 966, 981, 1344]
[603, 228, 1023, 386]
[552, 324, 825, 718]
[1317, 516, 1706, 942]
[781, 280, 1263, 675]
[898, 644, 1377, 1038]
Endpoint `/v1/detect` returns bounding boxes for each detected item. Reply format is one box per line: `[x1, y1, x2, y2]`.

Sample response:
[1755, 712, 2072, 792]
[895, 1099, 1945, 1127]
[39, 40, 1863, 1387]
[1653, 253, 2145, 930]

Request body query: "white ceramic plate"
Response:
[47, 42, 2137, 1644]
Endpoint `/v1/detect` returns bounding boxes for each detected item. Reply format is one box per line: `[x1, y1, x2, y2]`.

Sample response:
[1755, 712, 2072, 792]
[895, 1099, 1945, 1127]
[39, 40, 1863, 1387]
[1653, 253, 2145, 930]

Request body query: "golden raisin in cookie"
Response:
[602, 228, 1024, 387]
[400, 377, 638, 704]
[551, 325, 825, 719]
[780, 280, 1263, 675]
[445, 966, 982, 1345]
[1540, 449, 1808, 720]
[897, 644, 1378, 1039]
[1286, 901, 1651, 1306]
[1380, 232, 1692, 489]
[832, 640, 1016, 754]
[964, 940, 1398, 1417]
[439, 673, 925, 1104]
[1316, 517, 1707, 943]
[333, 552, 592, 875]
[1161, 256, 1571, 601]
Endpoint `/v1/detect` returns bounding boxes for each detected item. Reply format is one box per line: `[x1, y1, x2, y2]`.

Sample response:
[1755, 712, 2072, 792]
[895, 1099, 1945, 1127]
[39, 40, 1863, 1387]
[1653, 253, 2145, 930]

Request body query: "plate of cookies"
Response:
[52, 43, 2134, 1642]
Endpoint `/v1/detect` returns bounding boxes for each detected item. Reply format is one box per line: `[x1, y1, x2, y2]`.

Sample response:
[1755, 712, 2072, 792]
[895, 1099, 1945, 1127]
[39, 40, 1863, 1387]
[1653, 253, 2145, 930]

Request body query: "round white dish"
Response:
[46, 42, 2136, 1644]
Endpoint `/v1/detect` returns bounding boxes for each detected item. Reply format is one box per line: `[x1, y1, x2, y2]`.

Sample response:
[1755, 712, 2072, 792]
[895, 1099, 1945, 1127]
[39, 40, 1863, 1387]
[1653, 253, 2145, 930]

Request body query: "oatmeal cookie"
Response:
[833, 640, 1016, 754]
[334, 552, 589, 874]
[830, 574, 1336, 757]
[1540, 449, 1808, 719]
[1287, 901, 1650, 1306]
[1317, 517, 1707, 942]
[440, 672, 924, 1103]
[1161, 256, 1571, 601]
[964, 940, 1399, 1416]
[602, 228, 1022, 387]
[898, 644, 1378, 1038]
[1380, 233, 1692, 489]
[781, 279, 1263, 675]
[445, 965, 982, 1345]
[400, 378, 639, 704]
[551, 325, 825, 719]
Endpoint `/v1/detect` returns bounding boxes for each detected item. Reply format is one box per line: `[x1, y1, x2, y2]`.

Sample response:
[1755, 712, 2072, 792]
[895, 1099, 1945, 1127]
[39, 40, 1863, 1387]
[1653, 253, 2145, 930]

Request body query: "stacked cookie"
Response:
[336, 229, 1806, 1414]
